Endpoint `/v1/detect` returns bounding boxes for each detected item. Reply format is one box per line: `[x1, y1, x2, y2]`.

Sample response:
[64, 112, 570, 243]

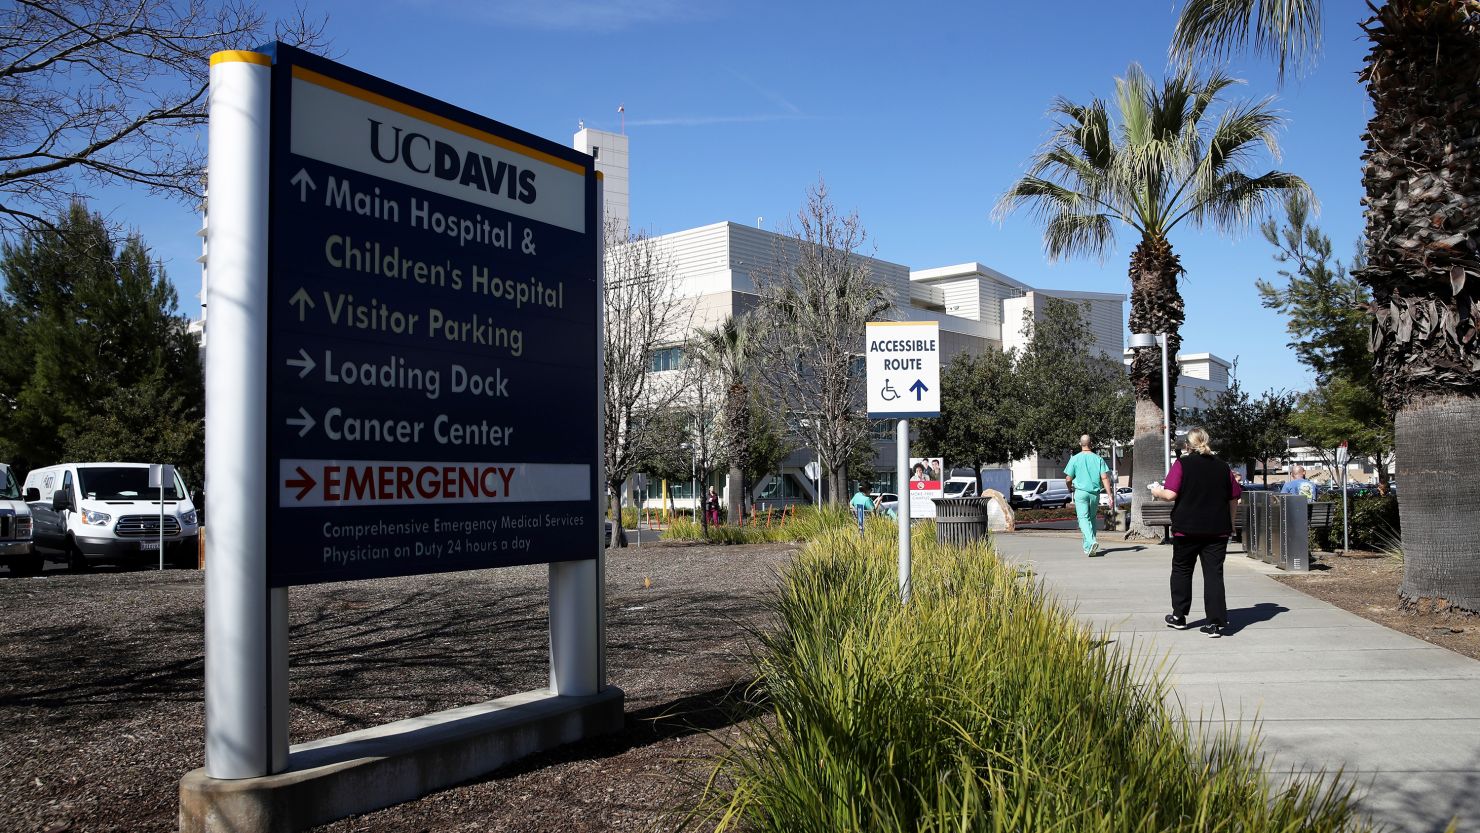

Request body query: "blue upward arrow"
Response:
[909, 379, 928, 401]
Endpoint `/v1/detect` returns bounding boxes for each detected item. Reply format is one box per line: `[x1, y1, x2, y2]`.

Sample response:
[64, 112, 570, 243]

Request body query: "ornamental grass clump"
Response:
[665, 505, 860, 544]
[699, 524, 1369, 832]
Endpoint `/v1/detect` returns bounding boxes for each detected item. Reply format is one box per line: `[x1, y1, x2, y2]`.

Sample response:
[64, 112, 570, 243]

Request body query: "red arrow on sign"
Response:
[285, 466, 316, 501]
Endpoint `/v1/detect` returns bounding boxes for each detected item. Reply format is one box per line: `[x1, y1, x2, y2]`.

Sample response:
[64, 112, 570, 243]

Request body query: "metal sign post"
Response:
[1337, 440, 1350, 553]
[148, 464, 174, 571]
[865, 321, 940, 604]
[804, 460, 821, 506]
[896, 419, 911, 601]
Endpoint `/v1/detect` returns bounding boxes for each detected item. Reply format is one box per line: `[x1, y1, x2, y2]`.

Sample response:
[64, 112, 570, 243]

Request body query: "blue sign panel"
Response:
[263, 45, 599, 586]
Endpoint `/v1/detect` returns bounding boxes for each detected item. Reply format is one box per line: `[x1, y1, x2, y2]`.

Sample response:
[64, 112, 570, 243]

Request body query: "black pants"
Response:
[1170, 536, 1228, 625]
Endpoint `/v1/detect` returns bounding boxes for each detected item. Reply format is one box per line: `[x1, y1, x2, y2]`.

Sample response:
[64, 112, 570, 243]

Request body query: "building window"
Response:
[866, 471, 896, 495]
[849, 355, 866, 379]
[592, 146, 600, 159]
[759, 474, 808, 500]
[649, 346, 684, 372]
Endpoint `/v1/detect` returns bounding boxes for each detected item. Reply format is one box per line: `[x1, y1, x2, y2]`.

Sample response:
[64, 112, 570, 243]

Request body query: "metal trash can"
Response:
[1243, 491, 1271, 562]
[932, 497, 991, 546]
[1273, 494, 1310, 572]
[1266, 492, 1286, 566]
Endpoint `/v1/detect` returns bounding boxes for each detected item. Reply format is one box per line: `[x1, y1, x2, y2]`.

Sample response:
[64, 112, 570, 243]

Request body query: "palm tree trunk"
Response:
[1128, 399, 1168, 539]
[1396, 396, 1480, 610]
[1357, 1, 1480, 610]
[726, 466, 742, 525]
[1126, 233, 1186, 539]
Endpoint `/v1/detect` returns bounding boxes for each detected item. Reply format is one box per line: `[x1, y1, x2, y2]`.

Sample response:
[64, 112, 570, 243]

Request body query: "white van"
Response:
[23, 463, 199, 569]
[0, 463, 39, 575]
[943, 477, 979, 498]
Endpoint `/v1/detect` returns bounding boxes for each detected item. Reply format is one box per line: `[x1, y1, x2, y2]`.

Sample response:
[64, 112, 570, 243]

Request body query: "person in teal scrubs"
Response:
[849, 484, 874, 535]
[1064, 434, 1113, 556]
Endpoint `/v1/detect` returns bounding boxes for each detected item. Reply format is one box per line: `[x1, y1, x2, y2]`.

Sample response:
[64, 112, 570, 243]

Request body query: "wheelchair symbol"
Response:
[879, 379, 900, 402]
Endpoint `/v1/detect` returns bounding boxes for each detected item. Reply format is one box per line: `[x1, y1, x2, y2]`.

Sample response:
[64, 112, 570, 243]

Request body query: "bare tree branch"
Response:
[602, 217, 692, 546]
[753, 179, 889, 505]
[0, 0, 333, 238]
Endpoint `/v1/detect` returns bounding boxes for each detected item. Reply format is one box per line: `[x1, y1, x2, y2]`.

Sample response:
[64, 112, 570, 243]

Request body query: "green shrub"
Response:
[697, 524, 1368, 832]
[1311, 496, 1401, 552]
[1012, 506, 1081, 523]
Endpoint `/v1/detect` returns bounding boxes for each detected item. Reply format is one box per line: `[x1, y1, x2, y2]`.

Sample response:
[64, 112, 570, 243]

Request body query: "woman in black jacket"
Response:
[1148, 427, 1243, 638]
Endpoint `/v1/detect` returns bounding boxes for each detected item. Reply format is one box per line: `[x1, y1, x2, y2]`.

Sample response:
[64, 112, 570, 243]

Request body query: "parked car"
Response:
[23, 462, 199, 569]
[1099, 486, 1132, 510]
[943, 477, 979, 498]
[1011, 479, 1072, 509]
[0, 463, 39, 575]
[872, 492, 899, 517]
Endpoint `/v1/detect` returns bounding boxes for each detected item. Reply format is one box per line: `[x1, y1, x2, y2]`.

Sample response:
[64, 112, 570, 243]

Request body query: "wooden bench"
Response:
[1140, 498, 1334, 539]
[1309, 501, 1335, 530]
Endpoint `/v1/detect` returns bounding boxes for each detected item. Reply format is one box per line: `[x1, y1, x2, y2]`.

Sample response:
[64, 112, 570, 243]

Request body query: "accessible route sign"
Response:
[865, 321, 941, 419]
[262, 45, 599, 585]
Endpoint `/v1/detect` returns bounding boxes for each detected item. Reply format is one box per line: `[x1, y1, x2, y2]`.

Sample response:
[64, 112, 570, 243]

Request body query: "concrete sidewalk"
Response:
[991, 530, 1480, 833]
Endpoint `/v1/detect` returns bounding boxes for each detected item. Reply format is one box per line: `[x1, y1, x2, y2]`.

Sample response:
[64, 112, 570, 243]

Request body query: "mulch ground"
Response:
[7, 534, 1476, 833]
[0, 540, 796, 833]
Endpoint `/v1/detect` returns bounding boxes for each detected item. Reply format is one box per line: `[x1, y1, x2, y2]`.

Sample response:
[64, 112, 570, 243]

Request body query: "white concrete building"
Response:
[573, 127, 629, 235]
[909, 264, 1125, 482]
[1175, 352, 1232, 420]
[630, 224, 1127, 506]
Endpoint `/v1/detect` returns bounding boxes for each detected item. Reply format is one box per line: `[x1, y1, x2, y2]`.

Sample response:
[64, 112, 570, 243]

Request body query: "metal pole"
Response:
[1342, 460, 1350, 553]
[551, 168, 604, 699]
[897, 418, 911, 604]
[204, 50, 284, 778]
[594, 177, 607, 689]
[1159, 333, 1172, 475]
[550, 559, 598, 696]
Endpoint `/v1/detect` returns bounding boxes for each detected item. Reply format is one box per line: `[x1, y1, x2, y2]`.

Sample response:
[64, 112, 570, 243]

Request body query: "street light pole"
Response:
[1158, 333, 1171, 476]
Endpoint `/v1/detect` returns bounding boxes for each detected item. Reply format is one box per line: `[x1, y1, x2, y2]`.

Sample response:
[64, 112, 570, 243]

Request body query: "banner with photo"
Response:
[908, 456, 943, 519]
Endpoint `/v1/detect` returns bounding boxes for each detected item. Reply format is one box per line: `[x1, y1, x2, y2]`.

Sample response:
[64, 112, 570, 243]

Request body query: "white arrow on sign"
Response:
[289, 288, 315, 322]
[286, 348, 316, 378]
[286, 407, 316, 438]
[290, 168, 317, 202]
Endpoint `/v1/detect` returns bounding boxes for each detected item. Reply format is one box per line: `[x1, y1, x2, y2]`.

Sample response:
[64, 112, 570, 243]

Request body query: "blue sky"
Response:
[96, 0, 1373, 396]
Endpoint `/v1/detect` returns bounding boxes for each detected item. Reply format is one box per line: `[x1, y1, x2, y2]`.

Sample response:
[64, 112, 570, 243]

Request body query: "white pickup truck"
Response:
[0, 463, 39, 575]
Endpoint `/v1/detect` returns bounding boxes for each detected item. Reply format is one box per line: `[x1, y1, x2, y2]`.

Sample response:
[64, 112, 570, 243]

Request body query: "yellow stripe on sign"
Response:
[291, 65, 588, 177]
[211, 51, 271, 66]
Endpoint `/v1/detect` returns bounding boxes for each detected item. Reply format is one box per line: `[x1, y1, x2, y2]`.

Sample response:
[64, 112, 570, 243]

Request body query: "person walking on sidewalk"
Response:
[1064, 434, 1113, 557]
[1149, 427, 1243, 638]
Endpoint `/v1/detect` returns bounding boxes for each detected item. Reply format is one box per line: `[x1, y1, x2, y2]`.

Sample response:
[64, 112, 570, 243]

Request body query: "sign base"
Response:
[179, 687, 624, 833]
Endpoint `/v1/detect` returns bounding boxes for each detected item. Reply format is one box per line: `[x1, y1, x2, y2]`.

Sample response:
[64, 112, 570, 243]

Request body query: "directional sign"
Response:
[865, 321, 941, 418]
[261, 45, 599, 586]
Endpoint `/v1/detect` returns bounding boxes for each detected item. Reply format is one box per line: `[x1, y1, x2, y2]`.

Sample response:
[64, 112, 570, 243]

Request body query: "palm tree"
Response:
[694, 315, 755, 523]
[1174, 1, 1480, 610]
[997, 64, 1308, 538]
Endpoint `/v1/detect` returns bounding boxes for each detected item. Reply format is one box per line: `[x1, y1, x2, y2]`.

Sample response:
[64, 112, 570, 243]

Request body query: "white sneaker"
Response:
[1088, 542, 1100, 557]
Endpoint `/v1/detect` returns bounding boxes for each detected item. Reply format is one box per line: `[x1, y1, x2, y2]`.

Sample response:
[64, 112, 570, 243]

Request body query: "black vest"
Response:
[1170, 453, 1233, 536]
